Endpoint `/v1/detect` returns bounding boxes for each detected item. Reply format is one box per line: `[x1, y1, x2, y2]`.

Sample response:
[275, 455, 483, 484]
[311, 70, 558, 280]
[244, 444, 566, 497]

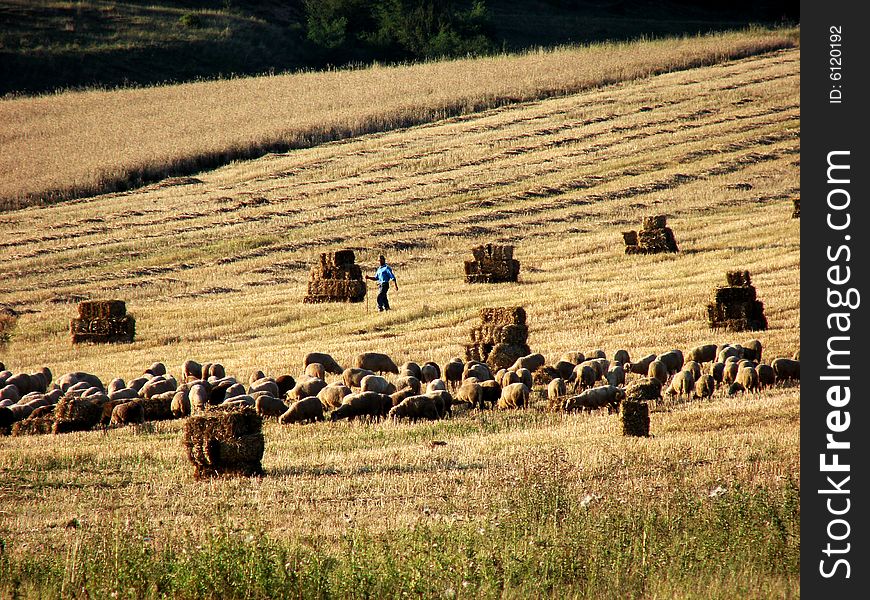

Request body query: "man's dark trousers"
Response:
[377, 282, 391, 311]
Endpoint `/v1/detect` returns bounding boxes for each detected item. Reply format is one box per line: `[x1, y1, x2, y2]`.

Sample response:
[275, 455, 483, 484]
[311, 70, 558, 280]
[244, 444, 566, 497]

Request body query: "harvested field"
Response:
[0, 41, 800, 598]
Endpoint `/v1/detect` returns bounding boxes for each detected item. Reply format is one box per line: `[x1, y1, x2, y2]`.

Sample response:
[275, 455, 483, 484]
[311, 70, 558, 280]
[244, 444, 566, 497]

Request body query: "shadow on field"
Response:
[271, 458, 487, 479]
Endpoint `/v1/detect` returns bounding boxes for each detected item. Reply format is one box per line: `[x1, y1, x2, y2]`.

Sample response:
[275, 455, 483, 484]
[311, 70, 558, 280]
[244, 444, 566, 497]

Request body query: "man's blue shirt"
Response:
[375, 265, 396, 283]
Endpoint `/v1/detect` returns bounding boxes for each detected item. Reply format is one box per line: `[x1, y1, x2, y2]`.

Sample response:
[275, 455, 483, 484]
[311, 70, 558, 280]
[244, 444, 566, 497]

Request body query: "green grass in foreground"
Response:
[0, 475, 799, 599]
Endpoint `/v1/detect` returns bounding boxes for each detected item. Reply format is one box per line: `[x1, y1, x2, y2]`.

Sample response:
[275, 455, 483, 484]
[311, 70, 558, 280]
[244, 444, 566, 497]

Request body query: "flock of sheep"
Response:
[0, 339, 800, 434]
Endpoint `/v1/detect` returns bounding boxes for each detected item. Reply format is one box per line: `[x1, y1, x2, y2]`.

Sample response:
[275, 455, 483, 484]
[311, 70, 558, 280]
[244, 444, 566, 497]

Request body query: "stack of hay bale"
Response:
[620, 401, 650, 437]
[706, 270, 768, 332]
[792, 198, 800, 218]
[464, 307, 531, 370]
[183, 408, 265, 478]
[464, 244, 520, 283]
[622, 215, 679, 254]
[303, 250, 366, 303]
[70, 300, 135, 344]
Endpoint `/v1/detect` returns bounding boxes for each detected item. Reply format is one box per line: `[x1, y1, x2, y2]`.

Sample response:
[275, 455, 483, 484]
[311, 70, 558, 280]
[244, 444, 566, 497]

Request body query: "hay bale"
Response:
[622, 231, 638, 246]
[70, 315, 135, 344]
[465, 246, 519, 283]
[12, 415, 55, 436]
[481, 306, 526, 326]
[726, 271, 752, 287]
[53, 395, 104, 432]
[792, 198, 800, 218]
[625, 378, 662, 402]
[620, 400, 650, 437]
[78, 300, 126, 320]
[641, 215, 667, 230]
[140, 397, 174, 422]
[183, 409, 265, 478]
[714, 286, 756, 303]
[488, 343, 530, 370]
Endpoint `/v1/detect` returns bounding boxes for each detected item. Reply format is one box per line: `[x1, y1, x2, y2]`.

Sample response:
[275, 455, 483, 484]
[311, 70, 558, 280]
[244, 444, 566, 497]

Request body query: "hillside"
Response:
[0, 47, 800, 597]
[0, 0, 799, 96]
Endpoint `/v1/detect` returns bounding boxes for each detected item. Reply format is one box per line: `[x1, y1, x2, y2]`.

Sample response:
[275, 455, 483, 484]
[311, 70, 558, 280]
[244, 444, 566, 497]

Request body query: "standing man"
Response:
[366, 254, 398, 311]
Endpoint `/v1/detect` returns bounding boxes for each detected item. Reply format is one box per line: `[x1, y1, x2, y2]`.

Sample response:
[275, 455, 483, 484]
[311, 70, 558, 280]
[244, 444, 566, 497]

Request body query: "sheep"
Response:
[455, 381, 483, 410]
[736, 366, 760, 392]
[6, 373, 31, 395]
[279, 397, 324, 424]
[388, 395, 439, 422]
[666, 370, 695, 398]
[305, 363, 326, 380]
[463, 362, 492, 382]
[586, 349, 606, 360]
[394, 375, 422, 395]
[757, 364, 775, 388]
[390, 388, 418, 407]
[709, 362, 725, 384]
[605, 364, 625, 387]
[110, 387, 139, 402]
[107, 378, 126, 396]
[343, 367, 376, 388]
[171, 390, 191, 417]
[577, 359, 602, 380]
[510, 353, 546, 373]
[560, 351, 585, 365]
[564, 385, 625, 413]
[425, 379, 447, 393]
[0, 385, 20, 403]
[612, 349, 630, 367]
[498, 383, 529, 410]
[110, 401, 145, 426]
[318, 383, 352, 409]
[303, 352, 344, 375]
[717, 345, 741, 363]
[182, 360, 203, 382]
[276, 375, 296, 397]
[742, 339, 763, 362]
[689, 344, 718, 364]
[683, 360, 702, 382]
[204, 363, 226, 380]
[737, 359, 756, 371]
[353, 352, 399, 375]
[140, 376, 177, 399]
[657, 350, 683, 374]
[547, 378, 567, 409]
[249, 378, 280, 398]
[223, 383, 247, 400]
[360, 375, 396, 395]
[728, 382, 745, 396]
[425, 390, 453, 418]
[479, 380, 501, 408]
[553, 360, 575, 381]
[647, 360, 668, 386]
[442, 359, 464, 390]
[572, 364, 597, 391]
[723, 361, 740, 385]
[627, 353, 657, 375]
[127, 376, 149, 393]
[500, 370, 521, 387]
[255, 395, 287, 418]
[188, 384, 209, 414]
[329, 392, 391, 422]
[771, 358, 800, 382]
[695, 374, 715, 399]
[27, 372, 47, 394]
[145, 362, 166, 377]
[421, 361, 442, 383]
[288, 378, 328, 401]
[399, 361, 423, 380]
[515, 368, 533, 390]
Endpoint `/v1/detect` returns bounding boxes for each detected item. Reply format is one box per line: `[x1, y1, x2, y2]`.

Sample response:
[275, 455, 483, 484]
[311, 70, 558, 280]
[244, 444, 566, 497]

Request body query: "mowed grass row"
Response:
[1, 49, 800, 382]
[0, 28, 797, 210]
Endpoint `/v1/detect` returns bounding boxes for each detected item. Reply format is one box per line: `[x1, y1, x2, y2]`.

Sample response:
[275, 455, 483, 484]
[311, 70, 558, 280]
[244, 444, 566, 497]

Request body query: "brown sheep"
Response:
[360, 375, 397, 395]
[318, 383, 352, 409]
[188, 384, 209, 414]
[249, 378, 280, 398]
[110, 401, 145, 426]
[500, 370, 520, 388]
[249, 370, 267, 385]
[442, 359, 464, 390]
[182, 360, 203, 382]
[605, 364, 625, 387]
[462, 362, 493, 382]
[330, 392, 391, 422]
[390, 388, 418, 407]
[666, 370, 695, 398]
[560, 351, 585, 365]
[510, 353, 546, 373]
[657, 350, 684, 374]
[586, 349, 606, 360]
[255, 395, 288, 418]
[425, 390, 453, 418]
[479, 380, 501, 408]
[420, 361, 441, 383]
[304, 363, 326, 380]
[145, 362, 166, 377]
[572, 364, 597, 391]
[204, 363, 226, 381]
[140, 376, 177, 399]
[514, 368, 533, 390]
[723, 361, 740, 385]
[612, 349, 630, 367]
[352, 352, 399, 375]
[498, 383, 529, 410]
[171, 390, 191, 417]
[275, 375, 296, 397]
[279, 397, 324, 424]
[689, 344, 718, 364]
[717, 346, 741, 364]
[627, 354, 657, 375]
[425, 379, 447, 393]
[303, 352, 344, 375]
[343, 367, 376, 388]
[728, 382, 745, 396]
[455, 381, 483, 410]
[742, 339, 763, 362]
[577, 359, 603, 380]
[564, 385, 625, 413]
[710, 362, 725, 384]
[547, 378, 567, 409]
[647, 360, 668, 386]
[394, 375, 422, 395]
[683, 360, 702, 382]
[399, 361, 423, 380]
[757, 364, 775, 388]
[695, 374, 715, 399]
[771, 358, 800, 382]
[736, 366, 759, 392]
[388, 395, 439, 421]
[553, 360, 575, 381]
[288, 378, 328, 401]
[107, 378, 126, 396]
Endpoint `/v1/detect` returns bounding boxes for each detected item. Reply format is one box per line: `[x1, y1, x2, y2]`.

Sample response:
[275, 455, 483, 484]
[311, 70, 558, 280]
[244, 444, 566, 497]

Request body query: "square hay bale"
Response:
[641, 215, 667, 230]
[183, 409, 265, 478]
[140, 397, 174, 422]
[792, 198, 800, 218]
[714, 286, 756, 303]
[471, 245, 488, 261]
[637, 227, 678, 252]
[70, 315, 135, 344]
[482, 306, 526, 326]
[622, 231, 638, 246]
[464, 344, 483, 363]
[54, 396, 104, 431]
[491, 245, 514, 261]
[12, 415, 55, 436]
[620, 400, 650, 437]
[726, 270, 752, 287]
[496, 324, 529, 345]
[332, 249, 356, 267]
[78, 300, 126, 320]
[487, 343, 530, 370]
